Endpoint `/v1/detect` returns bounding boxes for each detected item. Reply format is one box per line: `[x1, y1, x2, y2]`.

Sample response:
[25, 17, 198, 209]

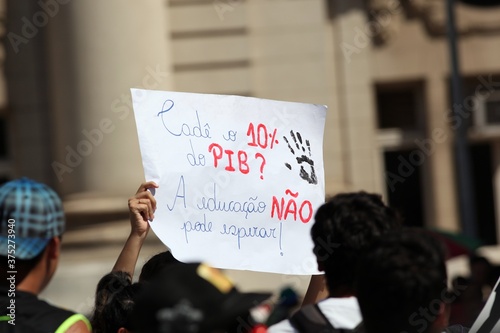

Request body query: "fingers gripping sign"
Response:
[114, 181, 160, 276]
[128, 181, 159, 238]
[283, 130, 318, 185]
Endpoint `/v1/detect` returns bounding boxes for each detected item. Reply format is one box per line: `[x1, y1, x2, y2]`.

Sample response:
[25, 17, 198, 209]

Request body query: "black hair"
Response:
[91, 271, 141, 333]
[310, 191, 401, 294]
[133, 262, 264, 333]
[139, 250, 180, 283]
[356, 228, 447, 333]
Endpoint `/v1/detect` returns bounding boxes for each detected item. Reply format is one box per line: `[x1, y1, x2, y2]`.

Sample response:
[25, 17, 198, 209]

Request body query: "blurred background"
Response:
[2, 0, 500, 322]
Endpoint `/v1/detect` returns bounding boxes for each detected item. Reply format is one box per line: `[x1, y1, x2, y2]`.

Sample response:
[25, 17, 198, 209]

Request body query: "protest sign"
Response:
[131, 89, 326, 274]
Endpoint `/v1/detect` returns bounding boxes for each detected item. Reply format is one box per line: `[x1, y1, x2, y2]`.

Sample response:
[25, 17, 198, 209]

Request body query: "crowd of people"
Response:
[0, 177, 498, 332]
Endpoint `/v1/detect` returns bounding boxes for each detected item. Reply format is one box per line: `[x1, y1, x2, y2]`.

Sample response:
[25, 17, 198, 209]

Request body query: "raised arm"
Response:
[112, 181, 158, 277]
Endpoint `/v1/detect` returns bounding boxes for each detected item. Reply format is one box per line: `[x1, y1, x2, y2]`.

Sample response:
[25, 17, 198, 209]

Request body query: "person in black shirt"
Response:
[0, 178, 91, 333]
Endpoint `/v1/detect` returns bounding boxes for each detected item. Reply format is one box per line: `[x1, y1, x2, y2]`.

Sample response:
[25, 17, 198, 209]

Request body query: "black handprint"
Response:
[283, 130, 317, 185]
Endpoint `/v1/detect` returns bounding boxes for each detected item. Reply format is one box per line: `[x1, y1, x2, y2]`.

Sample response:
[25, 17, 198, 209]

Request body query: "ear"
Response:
[316, 259, 325, 272]
[46, 237, 61, 260]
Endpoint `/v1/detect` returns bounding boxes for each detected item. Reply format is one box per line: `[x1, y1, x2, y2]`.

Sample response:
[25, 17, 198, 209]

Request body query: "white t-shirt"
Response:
[268, 297, 362, 333]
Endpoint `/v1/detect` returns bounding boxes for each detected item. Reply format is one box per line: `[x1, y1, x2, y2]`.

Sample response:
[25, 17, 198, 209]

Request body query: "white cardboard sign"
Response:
[131, 89, 326, 274]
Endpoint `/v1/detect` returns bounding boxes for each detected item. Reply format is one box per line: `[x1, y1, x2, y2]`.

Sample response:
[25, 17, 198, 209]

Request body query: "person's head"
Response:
[356, 228, 449, 333]
[92, 271, 141, 333]
[469, 255, 493, 286]
[133, 262, 271, 333]
[310, 191, 401, 295]
[0, 178, 65, 290]
[139, 250, 180, 283]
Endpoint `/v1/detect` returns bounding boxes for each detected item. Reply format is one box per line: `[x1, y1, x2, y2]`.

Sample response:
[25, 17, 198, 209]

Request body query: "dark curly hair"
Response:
[356, 228, 447, 333]
[139, 250, 180, 283]
[311, 191, 401, 294]
[91, 271, 141, 333]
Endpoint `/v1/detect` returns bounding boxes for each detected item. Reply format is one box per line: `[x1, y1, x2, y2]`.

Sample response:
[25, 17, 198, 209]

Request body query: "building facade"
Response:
[2, 0, 500, 244]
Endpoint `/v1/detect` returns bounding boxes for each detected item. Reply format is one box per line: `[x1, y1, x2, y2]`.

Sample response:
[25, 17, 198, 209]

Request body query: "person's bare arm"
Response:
[112, 181, 158, 277]
[301, 274, 329, 306]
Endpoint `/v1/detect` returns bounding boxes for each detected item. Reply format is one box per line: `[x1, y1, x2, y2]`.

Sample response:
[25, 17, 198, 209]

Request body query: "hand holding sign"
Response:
[132, 89, 326, 274]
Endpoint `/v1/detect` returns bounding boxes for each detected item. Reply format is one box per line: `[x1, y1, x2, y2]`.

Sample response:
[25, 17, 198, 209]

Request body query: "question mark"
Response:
[255, 153, 266, 180]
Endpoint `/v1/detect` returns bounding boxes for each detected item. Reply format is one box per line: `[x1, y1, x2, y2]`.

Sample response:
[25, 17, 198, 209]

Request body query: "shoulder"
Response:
[316, 297, 362, 329]
[14, 293, 90, 332]
[269, 298, 361, 333]
[268, 318, 298, 333]
[58, 314, 92, 333]
[15, 292, 75, 320]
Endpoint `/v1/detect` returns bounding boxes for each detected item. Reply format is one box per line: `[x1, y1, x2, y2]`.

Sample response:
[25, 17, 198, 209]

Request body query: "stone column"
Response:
[423, 75, 459, 231]
[4, 1, 54, 183]
[332, 0, 383, 193]
[46, 0, 173, 196]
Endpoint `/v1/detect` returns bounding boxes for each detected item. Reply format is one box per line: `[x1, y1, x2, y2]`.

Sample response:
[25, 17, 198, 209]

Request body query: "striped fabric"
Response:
[0, 178, 65, 259]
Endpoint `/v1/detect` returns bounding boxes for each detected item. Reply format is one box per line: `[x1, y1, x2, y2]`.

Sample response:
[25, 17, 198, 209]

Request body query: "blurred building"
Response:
[1, 0, 500, 244]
